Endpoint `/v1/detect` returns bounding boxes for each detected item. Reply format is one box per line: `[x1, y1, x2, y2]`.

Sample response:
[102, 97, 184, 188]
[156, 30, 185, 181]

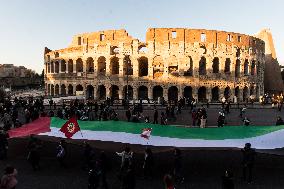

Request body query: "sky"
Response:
[0, 0, 283, 73]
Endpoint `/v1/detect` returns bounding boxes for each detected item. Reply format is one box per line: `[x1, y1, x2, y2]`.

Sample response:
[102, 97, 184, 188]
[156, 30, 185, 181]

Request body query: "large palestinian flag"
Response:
[7, 117, 284, 149]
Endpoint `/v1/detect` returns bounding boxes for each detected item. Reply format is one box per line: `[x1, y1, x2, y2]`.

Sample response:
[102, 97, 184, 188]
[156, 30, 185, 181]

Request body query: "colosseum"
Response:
[44, 28, 267, 103]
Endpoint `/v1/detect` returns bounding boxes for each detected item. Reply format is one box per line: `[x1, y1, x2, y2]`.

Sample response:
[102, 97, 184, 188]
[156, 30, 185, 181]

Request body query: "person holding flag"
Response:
[59, 116, 81, 139]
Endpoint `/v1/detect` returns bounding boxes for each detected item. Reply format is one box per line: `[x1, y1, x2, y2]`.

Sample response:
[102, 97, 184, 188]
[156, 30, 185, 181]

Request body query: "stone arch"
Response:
[50, 84, 54, 96]
[50, 61, 54, 73]
[76, 58, 83, 72]
[123, 56, 133, 76]
[168, 55, 178, 76]
[198, 86, 207, 102]
[243, 86, 249, 101]
[55, 61, 59, 73]
[138, 56, 148, 77]
[235, 59, 241, 77]
[110, 57, 119, 75]
[211, 86, 219, 102]
[76, 84, 83, 92]
[184, 56, 193, 76]
[251, 60, 256, 75]
[55, 84, 59, 96]
[138, 86, 148, 100]
[86, 57, 94, 73]
[98, 56, 106, 75]
[110, 85, 119, 99]
[138, 44, 147, 53]
[224, 58, 231, 73]
[47, 84, 50, 95]
[61, 84, 66, 96]
[123, 85, 133, 100]
[184, 86, 193, 99]
[199, 56, 206, 75]
[212, 57, 219, 73]
[153, 86, 163, 100]
[67, 85, 73, 95]
[86, 85, 94, 99]
[168, 86, 178, 102]
[68, 59, 73, 73]
[97, 85, 106, 100]
[244, 59, 249, 75]
[235, 86, 240, 100]
[224, 86, 231, 99]
[61, 60, 66, 72]
[153, 56, 164, 78]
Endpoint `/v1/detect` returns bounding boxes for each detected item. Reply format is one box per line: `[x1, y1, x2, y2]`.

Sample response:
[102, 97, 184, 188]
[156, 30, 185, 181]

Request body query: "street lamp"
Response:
[124, 55, 131, 107]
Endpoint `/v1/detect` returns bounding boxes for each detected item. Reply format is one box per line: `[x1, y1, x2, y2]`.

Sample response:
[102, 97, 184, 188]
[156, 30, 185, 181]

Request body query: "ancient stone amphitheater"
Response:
[44, 28, 270, 103]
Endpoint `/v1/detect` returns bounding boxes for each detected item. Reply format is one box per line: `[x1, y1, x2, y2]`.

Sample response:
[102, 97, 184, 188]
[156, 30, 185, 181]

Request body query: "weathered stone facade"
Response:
[44, 28, 265, 102]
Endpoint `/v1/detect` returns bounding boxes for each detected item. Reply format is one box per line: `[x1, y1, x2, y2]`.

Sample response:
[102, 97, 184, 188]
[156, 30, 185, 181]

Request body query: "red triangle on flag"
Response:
[60, 117, 80, 139]
[141, 128, 152, 140]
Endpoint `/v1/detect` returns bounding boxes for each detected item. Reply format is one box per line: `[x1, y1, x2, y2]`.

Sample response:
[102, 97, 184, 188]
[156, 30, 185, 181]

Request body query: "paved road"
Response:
[2, 137, 284, 189]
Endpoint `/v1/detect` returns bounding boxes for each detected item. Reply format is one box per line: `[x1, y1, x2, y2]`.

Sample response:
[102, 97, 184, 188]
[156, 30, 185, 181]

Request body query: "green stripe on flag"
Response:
[51, 117, 284, 140]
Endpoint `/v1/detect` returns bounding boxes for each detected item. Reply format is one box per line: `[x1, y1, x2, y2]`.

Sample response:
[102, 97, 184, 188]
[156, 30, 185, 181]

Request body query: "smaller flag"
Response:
[60, 117, 80, 139]
[141, 128, 152, 140]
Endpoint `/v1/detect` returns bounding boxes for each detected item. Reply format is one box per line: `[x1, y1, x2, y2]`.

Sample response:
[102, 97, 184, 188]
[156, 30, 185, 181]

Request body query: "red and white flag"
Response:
[141, 128, 152, 140]
[60, 117, 80, 139]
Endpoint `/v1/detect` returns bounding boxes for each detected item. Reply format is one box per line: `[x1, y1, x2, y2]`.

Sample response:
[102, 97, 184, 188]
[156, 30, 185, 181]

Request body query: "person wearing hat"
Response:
[241, 143, 256, 184]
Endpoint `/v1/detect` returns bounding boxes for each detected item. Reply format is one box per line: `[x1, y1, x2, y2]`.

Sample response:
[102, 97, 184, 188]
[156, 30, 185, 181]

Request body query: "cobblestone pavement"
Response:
[2, 137, 284, 189]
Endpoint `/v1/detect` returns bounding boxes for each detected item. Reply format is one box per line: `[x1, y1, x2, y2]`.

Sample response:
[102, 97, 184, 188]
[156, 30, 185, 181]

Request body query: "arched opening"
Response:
[198, 86, 207, 102]
[235, 86, 240, 100]
[110, 57, 119, 75]
[212, 57, 219, 73]
[251, 60, 256, 75]
[51, 84, 54, 96]
[55, 84, 59, 96]
[55, 61, 59, 73]
[138, 45, 148, 54]
[47, 63, 50, 73]
[168, 56, 178, 76]
[225, 58, 231, 73]
[123, 85, 133, 100]
[68, 85, 73, 95]
[50, 62, 54, 73]
[76, 85, 83, 92]
[211, 86, 219, 102]
[153, 56, 164, 78]
[110, 85, 119, 99]
[123, 56, 133, 76]
[97, 85, 106, 100]
[47, 84, 50, 95]
[138, 86, 148, 100]
[250, 86, 255, 96]
[235, 59, 241, 77]
[76, 58, 83, 72]
[61, 60, 66, 73]
[61, 84, 66, 96]
[86, 57, 94, 73]
[199, 56, 206, 75]
[168, 86, 178, 102]
[138, 56, 148, 77]
[68, 59, 73, 73]
[110, 46, 119, 55]
[86, 85, 94, 99]
[243, 86, 249, 101]
[184, 86, 193, 99]
[224, 86, 231, 99]
[184, 57, 193, 76]
[153, 86, 163, 100]
[98, 56, 106, 76]
[244, 59, 249, 75]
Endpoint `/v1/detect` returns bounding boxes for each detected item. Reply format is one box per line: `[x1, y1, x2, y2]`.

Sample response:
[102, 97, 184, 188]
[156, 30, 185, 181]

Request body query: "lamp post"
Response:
[124, 55, 131, 108]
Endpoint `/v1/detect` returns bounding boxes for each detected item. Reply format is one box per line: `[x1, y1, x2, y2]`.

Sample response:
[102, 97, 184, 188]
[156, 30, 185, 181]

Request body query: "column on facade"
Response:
[58, 60, 62, 73]
[178, 85, 183, 100]
[65, 60, 69, 73]
[132, 57, 138, 78]
[83, 58, 87, 73]
[105, 84, 110, 99]
[148, 86, 153, 100]
[238, 88, 243, 102]
[219, 88, 225, 101]
[192, 87, 198, 101]
[105, 57, 110, 76]
[133, 86, 138, 101]
[206, 87, 211, 102]
[148, 56, 153, 80]
[118, 57, 124, 77]
[73, 59, 76, 73]
[163, 87, 168, 102]
[118, 88, 123, 100]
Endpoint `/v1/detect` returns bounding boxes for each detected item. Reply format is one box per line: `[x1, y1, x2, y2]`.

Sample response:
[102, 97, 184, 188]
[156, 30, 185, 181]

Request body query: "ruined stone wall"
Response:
[44, 28, 265, 102]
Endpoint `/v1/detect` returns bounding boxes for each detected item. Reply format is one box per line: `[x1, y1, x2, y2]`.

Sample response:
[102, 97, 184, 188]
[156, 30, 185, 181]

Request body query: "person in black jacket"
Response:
[126, 108, 131, 122]
[143, 147, 154, 179]
[0, 128, 8, 160]
[241, 143, 256, 184]
[153, 109, 158, 124]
